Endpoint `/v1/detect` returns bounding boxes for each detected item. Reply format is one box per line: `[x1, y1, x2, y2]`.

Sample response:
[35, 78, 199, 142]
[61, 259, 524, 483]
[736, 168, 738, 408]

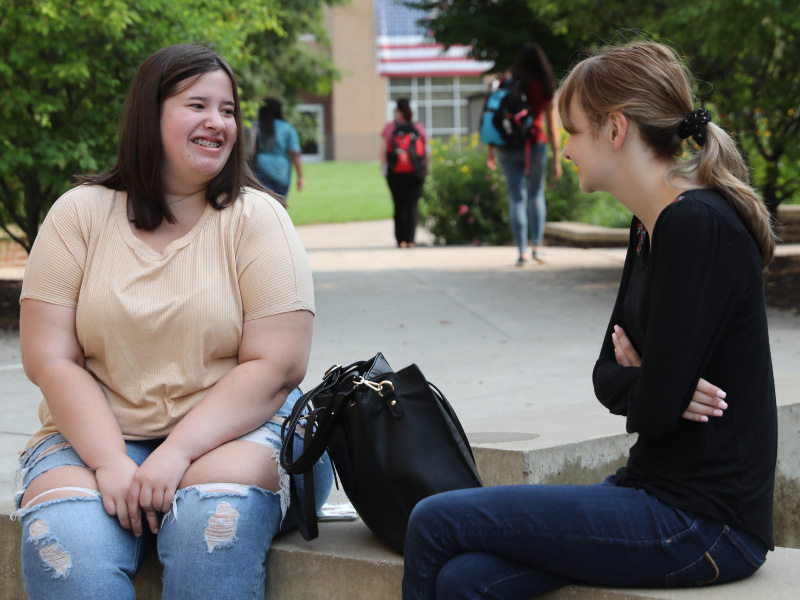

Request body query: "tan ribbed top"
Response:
[21, 185, 314, 447]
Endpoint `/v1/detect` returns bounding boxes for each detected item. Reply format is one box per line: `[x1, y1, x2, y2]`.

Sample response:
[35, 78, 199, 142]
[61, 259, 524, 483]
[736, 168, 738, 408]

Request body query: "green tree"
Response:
[239, 0, 343, 147]
[0, 0, 338, 251]
[416, 0, 800, 216]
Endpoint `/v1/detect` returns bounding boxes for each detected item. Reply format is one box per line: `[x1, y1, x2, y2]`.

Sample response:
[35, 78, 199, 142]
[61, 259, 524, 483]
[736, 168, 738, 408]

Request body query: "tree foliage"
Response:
[0, 0, 339, 251]
[415, 0, 800, 215]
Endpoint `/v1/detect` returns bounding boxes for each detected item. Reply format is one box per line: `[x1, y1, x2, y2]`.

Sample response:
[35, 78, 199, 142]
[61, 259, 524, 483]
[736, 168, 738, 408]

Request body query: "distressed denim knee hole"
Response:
[205, 500, 240, 552]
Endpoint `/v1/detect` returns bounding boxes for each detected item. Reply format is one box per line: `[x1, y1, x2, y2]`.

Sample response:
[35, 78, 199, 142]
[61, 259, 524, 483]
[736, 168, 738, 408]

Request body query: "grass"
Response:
[286, 161, 393, 226]
[283, 159, 632, 229]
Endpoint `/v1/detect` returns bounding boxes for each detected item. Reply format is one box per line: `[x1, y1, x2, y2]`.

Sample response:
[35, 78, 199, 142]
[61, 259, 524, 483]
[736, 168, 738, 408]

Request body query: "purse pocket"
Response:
[665, 525, 766, 588]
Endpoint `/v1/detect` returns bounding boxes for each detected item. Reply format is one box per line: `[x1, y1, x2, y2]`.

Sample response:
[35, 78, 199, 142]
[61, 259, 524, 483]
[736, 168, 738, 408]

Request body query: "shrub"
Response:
[420, 134, 512, 246]
[420, 133, 632, 246]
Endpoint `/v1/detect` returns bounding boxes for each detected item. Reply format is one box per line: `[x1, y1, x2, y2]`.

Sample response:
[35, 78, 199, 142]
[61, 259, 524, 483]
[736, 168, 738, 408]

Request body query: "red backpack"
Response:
[386, 122, 426, 179]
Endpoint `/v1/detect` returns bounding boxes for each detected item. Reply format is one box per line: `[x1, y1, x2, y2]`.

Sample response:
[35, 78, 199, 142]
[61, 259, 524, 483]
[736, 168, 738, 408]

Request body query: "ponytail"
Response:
[670, 123, 776, 266]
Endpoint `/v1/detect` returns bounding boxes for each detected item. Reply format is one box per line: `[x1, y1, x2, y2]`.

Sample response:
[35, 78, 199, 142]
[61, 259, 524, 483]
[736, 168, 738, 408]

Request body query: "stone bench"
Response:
[2, 508, 797, 599]
[2, 393, 799, 598]
[544, 222, 629, 248]
[544, 204, 800, 248]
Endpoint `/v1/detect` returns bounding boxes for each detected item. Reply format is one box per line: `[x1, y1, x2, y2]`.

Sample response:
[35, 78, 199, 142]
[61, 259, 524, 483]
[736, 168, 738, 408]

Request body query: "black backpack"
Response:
[480, 78, 533, 148]
[386, 121, 427, 179]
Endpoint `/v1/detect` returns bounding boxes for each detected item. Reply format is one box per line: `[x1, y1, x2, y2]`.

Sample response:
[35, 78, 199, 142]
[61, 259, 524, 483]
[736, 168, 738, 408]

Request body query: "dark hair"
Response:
[77, 43, 275, 229]
[396, 98, 413, 123]
[558, 41, 775, 266]
[512, 43, 556, 99]
[258, 97, 284, 140]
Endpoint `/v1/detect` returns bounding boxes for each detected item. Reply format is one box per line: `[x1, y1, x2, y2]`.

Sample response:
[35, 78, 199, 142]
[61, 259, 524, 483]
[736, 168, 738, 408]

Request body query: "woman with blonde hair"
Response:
[402, 41, 776, 599]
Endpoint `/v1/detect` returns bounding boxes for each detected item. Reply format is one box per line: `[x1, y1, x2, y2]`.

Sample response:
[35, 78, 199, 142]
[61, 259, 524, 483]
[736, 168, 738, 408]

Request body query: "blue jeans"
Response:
[13, 388, 333, 600]
[497, 143, 549, 253]
[402, 476, 768, 599]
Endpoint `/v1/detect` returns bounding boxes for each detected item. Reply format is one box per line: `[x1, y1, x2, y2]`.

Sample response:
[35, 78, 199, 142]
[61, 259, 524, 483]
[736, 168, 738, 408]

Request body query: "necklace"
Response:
[166, 190, 203, 205]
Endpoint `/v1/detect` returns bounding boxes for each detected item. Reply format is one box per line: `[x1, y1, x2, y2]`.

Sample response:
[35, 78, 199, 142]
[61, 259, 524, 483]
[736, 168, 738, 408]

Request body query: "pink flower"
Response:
[467, 217, 475, 224]
[458, 204, 469, 216]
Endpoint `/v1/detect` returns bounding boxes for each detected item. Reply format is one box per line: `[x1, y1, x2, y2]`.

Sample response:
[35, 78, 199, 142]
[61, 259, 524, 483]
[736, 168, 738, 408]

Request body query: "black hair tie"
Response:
[677, 107, 711, 147]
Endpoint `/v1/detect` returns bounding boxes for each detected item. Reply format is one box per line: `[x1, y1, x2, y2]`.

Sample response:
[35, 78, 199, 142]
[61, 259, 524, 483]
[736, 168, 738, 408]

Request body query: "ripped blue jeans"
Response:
[12, 388, 333, 600]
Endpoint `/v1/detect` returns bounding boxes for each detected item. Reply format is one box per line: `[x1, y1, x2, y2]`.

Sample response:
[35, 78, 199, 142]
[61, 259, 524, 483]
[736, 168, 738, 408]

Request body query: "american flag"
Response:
[375, 0, 494, 77]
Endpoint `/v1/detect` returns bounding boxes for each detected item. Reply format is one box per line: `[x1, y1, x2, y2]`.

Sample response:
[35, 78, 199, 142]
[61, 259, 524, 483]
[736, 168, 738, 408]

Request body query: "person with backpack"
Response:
[251, 97, 304, 197]
[381, 98, 428, 248]
[485, 43, 562, 266]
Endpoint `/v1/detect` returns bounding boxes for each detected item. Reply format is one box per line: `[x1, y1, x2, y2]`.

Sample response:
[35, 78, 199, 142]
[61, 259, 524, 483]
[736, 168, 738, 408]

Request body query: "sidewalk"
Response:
[2, 219, 800, 506]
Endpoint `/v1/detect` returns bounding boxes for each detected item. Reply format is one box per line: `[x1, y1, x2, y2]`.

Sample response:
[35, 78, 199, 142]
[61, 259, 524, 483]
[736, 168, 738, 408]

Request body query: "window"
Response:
[387, 76, 487, 142]
[296, 103, 324, 162]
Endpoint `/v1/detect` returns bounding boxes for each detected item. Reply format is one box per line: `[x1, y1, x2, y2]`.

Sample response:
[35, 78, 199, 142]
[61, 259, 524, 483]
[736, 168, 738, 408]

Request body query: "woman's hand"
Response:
[486, 145, 497, 171]
[94, 454, 140, 531]
[127, 445, 192, 536]
[612, 325, 728, 422]
[551, 159, 563, 180]
[612, 324, 641, 367]
[683, 378, 728, 423]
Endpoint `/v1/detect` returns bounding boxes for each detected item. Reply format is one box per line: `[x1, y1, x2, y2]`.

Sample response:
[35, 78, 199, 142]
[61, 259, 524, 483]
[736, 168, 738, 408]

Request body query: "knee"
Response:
[18, 494, 120, 582]
[408, 493, 449, 536]
[161, 484, 283, 553]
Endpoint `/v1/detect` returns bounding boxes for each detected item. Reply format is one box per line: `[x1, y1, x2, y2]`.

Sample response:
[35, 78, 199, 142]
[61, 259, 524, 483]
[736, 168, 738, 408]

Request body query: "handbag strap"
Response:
[287, 404, 326, 541]
[279, 362, 358, 472]
[429, 381, 478, 462]
[278, 354, 390, 542]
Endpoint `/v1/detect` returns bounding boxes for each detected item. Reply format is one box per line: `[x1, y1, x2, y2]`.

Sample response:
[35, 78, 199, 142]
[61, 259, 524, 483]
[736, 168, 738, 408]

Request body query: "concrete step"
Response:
[2, 394, 799, 598]
[544, 222, 629, 248]
[3, 512, 797, 600]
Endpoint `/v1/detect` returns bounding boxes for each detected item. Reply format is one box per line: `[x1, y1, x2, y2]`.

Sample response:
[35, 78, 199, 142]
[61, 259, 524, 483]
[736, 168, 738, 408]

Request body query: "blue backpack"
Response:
[480, 78, 533, 148]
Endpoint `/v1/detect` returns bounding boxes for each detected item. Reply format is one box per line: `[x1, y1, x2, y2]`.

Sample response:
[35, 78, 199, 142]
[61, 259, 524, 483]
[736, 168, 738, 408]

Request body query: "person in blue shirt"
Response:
[252, 97, 304, 197]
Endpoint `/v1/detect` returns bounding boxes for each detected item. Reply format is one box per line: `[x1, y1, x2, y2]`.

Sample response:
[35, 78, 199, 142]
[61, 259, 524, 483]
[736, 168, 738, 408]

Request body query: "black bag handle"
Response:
[279, 353, 393, 541]
[280, 359, 365, 472]
[429, 381, 477, 463]
[279, 358, 373, 541]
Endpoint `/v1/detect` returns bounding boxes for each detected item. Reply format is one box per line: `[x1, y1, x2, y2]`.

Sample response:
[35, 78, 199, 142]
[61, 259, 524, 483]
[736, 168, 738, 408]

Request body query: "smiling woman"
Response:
[160, 70, 237, 198]
[13, 43, 333, 599]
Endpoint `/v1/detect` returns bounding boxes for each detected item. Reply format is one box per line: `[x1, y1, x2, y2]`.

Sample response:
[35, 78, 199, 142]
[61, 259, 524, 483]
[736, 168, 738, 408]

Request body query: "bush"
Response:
[420, 135, 512, 246]
[420, 133, 632, 246]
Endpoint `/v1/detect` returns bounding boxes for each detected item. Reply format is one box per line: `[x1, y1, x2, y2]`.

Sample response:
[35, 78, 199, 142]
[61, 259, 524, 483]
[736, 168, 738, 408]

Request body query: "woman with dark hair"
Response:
[381, 98, 428, 248]
[251, 97, 304, 197]
[403, 41, 776, 599]
[13, 43, 332, 598]
[488, 42, 562, 266]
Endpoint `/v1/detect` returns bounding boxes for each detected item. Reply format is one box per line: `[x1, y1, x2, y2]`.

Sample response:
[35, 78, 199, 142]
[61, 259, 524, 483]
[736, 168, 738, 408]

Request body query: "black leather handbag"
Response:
[279, 353, 483, 553]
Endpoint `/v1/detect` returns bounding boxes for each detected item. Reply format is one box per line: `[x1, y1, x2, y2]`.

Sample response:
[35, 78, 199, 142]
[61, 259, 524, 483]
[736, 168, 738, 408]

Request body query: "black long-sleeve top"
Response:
[593, 188, 777, 549]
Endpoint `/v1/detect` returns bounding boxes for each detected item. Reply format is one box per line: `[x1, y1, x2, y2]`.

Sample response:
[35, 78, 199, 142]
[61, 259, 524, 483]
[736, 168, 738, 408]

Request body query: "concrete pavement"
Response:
[2, 219, 800, 508]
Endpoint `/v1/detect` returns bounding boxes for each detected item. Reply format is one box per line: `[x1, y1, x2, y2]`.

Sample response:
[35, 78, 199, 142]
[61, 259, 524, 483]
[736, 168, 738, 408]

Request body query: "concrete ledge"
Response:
[545, 206, 800, 247]
[777, 204, 800, 244]
[3, 512, 798, 600]
[2, 393, 798, 598]
[544, 222, 629, 248]
[540, 547, 800, 599]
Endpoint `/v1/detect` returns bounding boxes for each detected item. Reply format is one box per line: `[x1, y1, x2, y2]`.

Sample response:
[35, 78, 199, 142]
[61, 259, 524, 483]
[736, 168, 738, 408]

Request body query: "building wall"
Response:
[328, 0, 388, 161]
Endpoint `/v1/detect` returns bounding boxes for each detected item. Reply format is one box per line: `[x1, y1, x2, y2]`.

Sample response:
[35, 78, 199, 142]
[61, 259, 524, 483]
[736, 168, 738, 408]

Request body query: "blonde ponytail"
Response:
[670, 124, 776, 266]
